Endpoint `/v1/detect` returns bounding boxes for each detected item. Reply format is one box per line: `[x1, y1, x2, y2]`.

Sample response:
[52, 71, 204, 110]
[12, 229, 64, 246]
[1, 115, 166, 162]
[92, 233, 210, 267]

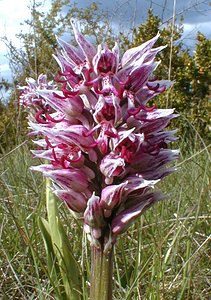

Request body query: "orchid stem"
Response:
[90, 246, 113, 300]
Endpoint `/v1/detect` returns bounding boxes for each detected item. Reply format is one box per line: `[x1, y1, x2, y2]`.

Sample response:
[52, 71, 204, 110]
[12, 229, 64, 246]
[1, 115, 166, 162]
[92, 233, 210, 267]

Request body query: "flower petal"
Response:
[71, 19, 97, 64]
[37, 90, 84, 117]
[54, 188, 87, 212]
[84, 193, 105, 228]
[100, 153, 125, 183]
[121, 32, 160, 67]
[56, 36, 84, 66]
[31, 164, 88, 191]
[100, 182, 128, 210]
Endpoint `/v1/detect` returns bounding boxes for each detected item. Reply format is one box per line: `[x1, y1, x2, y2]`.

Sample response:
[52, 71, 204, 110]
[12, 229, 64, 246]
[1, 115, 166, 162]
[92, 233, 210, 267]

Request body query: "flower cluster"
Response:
[19, 21, 179, 251]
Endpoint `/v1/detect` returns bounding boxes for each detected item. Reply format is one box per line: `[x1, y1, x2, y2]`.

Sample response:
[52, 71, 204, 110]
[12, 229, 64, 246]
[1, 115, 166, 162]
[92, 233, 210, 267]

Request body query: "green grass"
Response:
[0, 140, 210, 299]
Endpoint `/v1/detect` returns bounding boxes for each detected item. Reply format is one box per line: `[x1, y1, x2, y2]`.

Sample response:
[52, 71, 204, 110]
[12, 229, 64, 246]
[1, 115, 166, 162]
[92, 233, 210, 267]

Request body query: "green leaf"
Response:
[45, 179, 82, 300]
[38, 217, 66, 299]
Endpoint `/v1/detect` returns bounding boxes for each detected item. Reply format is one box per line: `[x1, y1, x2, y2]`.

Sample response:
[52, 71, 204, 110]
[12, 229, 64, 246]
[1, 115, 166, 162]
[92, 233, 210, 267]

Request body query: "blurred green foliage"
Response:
[0, 3, 210, 151]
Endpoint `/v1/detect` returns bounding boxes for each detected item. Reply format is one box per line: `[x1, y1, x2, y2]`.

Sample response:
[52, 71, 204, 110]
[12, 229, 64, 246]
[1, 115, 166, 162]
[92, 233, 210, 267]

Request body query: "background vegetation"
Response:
[0, 0, 210, 299]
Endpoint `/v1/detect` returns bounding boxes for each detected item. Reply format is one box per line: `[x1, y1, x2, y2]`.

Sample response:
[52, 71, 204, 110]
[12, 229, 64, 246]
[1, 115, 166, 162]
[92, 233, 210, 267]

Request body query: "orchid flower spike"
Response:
[19, 22, 179, 252]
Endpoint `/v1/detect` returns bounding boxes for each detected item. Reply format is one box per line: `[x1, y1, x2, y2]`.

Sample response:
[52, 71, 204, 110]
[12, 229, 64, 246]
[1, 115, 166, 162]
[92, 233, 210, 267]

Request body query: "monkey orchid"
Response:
[19, 20, 179, 300]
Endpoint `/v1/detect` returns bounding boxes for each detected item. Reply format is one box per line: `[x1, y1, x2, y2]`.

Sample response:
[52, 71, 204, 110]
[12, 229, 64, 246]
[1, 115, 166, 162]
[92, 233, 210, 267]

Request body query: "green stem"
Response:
[90, 245, 113, 300]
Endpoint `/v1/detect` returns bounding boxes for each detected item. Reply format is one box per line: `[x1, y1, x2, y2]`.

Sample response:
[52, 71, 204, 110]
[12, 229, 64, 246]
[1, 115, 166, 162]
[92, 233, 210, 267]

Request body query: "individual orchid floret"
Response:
[19, 21, 179, 253]
[53, 188, 88, 213]
[19, 74, 55, 108]
[100, 182, 128, 212]
[111, 191, 164, 237]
